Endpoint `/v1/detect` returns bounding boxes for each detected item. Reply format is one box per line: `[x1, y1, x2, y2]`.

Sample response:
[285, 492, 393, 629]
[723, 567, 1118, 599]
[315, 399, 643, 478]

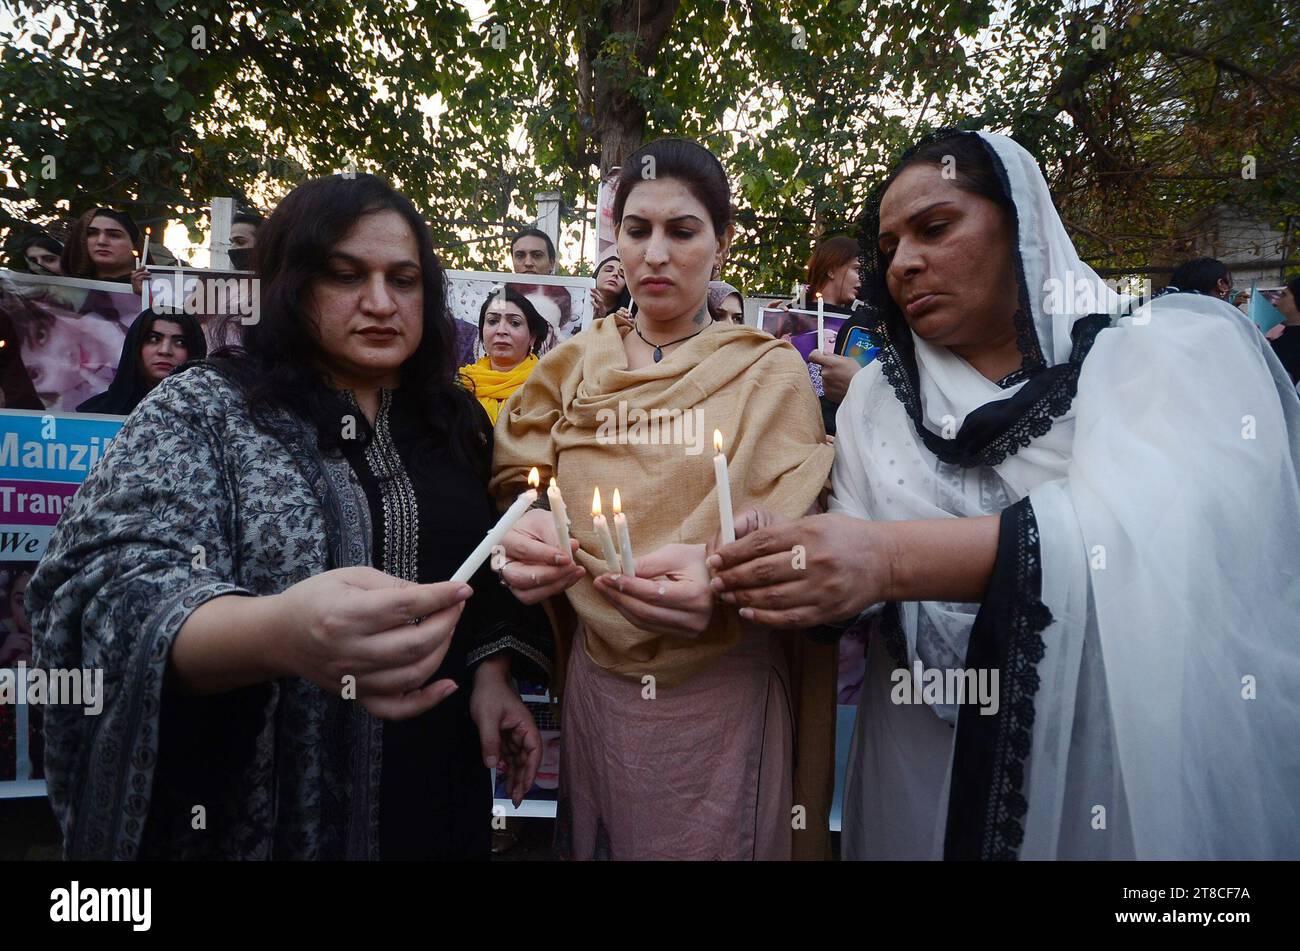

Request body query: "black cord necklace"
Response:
[634, 323, 707, 362]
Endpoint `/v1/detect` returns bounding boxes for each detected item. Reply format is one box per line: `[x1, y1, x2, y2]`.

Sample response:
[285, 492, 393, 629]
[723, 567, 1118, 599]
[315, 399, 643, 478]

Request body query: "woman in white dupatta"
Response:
[708, 129, 1300, 860]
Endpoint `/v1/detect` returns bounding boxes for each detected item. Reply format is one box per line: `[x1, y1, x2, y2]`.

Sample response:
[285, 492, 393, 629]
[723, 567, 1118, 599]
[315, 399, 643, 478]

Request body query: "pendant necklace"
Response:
[634, 324, 707, 362]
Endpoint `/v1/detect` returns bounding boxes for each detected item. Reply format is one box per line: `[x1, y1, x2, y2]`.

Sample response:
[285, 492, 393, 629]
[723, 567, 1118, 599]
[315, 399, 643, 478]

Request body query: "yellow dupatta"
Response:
[459, 353, 539, 425]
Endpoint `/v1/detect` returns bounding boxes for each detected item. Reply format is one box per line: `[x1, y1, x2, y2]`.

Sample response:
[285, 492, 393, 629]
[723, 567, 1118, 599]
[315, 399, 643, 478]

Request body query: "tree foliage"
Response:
[1, 0, 1296, 288]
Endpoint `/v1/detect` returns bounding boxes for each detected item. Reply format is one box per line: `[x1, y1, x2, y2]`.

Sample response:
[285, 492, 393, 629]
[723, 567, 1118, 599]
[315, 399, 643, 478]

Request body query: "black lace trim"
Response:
[995, 366, 1036, 390]
[943, 497, 1052, 861]
[870, 313, 1109, 469]
[855, 127, 1110, 470]
[878, 601, 908, 668]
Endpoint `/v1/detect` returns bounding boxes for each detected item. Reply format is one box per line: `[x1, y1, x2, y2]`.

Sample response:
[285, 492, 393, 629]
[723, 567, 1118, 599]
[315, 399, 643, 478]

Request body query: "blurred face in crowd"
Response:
[617, 177, 731, 328]
[823, 260, 861, 307]
[1214, 272, 1234, 301]
[877, 163, 1017, 359]
[22, 312, 123, 403]
[482, 299, 533, 372]
[512, 236, 554, 274]
[534, 732, 561, 791]
[139, 319, 189, 386]
[306, 209, 423, 390]
[230, 221, 258, 249]
[715, 292, 744, 324]
[10, 571, 31, 635]
[24, 244, 62, 275]
[1277, 285, 1300, 323]
[596, 258, 625, 303]
[86, 215, 137, 277]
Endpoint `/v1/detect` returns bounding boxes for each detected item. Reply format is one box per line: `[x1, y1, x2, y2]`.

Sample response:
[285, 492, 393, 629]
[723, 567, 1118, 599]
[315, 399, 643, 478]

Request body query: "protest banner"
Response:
[446, 270, 594, 365]
[0, 409, 125, 796]
[0, 270, 142, 412]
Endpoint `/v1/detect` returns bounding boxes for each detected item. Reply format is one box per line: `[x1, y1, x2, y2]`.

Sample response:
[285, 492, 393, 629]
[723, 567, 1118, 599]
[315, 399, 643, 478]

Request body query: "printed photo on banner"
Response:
[760, 306, 848, 397]
[444, 270, 594, 365]
[595, 169, 620, 263]
[0, 270, 143, 411]
[144, 265, 258, 350]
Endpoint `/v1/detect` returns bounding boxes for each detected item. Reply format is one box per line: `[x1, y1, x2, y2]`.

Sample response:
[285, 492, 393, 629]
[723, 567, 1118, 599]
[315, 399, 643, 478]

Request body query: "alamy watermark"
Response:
[890, 660, 999, 716]
[594, 401, 707, 456]
[1042, 273, 1155, 320]
[0, 662, 104, 716]
[145, 269, 260, 325]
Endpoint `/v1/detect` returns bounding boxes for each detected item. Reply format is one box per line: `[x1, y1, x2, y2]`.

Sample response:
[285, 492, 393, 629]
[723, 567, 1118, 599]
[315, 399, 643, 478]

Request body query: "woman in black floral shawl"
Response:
[29, 174, 551, 860]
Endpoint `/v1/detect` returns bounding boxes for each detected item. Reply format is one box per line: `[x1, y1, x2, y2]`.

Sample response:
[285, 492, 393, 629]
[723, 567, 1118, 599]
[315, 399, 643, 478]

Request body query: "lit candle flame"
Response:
[591, 486, 603, 517]
[612, 488, 622, 515]
[145, 227, 152, 235]
[527, 467, 540, 489]
[713, 429, 724, 454]
[549, 477, 558, 490]
[816, 291, 822, 300]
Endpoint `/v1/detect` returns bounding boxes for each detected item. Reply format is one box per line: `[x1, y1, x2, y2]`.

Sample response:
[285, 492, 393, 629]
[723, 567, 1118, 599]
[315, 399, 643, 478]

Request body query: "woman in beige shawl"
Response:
[490, 139, 836, 860]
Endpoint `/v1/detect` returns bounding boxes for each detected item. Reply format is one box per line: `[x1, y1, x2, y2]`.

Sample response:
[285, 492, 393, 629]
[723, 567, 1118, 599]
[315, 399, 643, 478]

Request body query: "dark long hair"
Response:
[21, 233, 64, 273]
[77, 309, 207, 415]
[1168, 257, 1230, 296]
[61, 208, 140, 279]
[209, 173, 489, 478]
[477, 285, 549, 355]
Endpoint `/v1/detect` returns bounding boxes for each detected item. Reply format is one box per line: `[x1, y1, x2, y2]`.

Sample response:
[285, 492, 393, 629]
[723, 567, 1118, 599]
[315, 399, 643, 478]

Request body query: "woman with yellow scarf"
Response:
[489, 139, 837, 860]
[459, 286, 548, 424]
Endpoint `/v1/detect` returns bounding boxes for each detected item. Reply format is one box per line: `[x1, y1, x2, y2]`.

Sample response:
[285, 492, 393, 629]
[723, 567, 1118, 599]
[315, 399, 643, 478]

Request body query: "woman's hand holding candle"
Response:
[496, 509, 585, 605]
[593, 543, 716, 638]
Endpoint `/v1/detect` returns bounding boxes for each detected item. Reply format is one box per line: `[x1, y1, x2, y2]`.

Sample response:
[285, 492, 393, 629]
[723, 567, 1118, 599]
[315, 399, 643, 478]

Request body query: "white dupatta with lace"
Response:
[834, 132, 1300, 860]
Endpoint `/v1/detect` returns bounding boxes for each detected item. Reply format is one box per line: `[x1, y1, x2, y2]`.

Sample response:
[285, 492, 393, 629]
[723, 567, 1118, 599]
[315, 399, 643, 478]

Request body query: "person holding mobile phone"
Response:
[804, 236, 866, 431]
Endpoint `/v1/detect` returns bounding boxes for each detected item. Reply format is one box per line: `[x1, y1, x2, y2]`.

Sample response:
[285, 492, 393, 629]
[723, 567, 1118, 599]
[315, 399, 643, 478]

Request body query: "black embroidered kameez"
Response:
[340, 388, 551, 860]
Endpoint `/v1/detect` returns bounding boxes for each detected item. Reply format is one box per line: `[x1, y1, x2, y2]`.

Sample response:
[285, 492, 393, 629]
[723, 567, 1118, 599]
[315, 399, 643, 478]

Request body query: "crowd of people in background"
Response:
[8, 196, 1297, 405]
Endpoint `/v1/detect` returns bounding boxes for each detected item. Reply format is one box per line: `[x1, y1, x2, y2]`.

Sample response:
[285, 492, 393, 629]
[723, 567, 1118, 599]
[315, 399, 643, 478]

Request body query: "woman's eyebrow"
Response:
[326, 251, 420, 270]
[879, 200, 959, 241]
[622, 214, 705, 226]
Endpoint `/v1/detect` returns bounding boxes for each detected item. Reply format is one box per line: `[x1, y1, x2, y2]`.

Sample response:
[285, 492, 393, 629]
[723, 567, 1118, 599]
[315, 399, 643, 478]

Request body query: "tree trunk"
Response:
[580, 0, 681, 176]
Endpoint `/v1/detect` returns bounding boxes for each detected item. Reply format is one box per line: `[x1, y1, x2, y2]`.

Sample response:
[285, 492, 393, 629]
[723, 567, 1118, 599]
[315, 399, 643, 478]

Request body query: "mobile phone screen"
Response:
[842, 326, 880, 367]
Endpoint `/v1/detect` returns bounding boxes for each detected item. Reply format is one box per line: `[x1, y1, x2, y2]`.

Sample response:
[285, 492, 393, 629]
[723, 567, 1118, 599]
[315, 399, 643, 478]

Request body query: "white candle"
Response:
[140, 227, 152, 265]
[591, 487, 622, 573]
[452, 467, 539, 583]
[548, 477, 571, 560]
[713, 430, 735, 544]
[816, 292, 825, 353]
[612, 488, 635, 577]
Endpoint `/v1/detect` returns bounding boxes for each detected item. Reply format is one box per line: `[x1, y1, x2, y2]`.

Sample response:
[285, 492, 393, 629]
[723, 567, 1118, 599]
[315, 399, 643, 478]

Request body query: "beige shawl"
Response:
[490, 312, 834, 687]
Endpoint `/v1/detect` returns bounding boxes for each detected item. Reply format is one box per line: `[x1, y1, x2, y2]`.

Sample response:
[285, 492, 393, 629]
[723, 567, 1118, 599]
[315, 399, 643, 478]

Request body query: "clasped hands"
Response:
[497, 507, 884, 633]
